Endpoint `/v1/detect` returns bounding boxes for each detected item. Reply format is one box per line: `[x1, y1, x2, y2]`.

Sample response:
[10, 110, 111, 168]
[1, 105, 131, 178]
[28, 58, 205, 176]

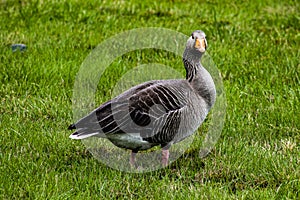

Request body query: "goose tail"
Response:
[68, 124, 104, 139]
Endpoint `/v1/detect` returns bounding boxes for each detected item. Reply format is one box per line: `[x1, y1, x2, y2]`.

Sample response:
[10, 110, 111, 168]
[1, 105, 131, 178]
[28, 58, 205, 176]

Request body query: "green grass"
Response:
[1, 0, 299, 199]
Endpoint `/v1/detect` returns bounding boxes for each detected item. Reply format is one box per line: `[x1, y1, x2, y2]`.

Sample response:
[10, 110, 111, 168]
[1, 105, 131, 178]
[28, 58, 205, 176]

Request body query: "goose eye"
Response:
[191, 34, 194, 40]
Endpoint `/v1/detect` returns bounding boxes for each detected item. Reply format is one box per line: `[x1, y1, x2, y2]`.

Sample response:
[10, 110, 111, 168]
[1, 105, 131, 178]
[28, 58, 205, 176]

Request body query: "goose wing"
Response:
[69, 80, 189, 143]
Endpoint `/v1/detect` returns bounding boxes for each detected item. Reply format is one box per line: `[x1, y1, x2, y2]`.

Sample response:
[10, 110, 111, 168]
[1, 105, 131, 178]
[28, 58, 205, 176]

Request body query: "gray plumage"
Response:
[68, 30, 216, 166]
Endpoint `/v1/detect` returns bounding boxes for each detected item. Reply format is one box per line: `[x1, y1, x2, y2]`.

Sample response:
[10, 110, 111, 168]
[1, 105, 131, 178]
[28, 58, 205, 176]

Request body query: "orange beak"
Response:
[195, 38, 207, 52]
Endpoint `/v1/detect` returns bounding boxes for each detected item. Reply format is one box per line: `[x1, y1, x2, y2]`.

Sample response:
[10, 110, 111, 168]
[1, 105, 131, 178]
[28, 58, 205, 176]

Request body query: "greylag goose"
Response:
[68, 30, 216, 166]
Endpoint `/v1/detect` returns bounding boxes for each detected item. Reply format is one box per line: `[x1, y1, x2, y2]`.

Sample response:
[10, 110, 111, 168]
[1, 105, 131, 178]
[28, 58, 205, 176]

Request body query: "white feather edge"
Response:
[69, 132, 100, 140]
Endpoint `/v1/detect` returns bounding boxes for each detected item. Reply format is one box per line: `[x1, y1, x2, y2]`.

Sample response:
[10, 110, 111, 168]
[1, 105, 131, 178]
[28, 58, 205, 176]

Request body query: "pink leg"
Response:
[162, 149, 169, 166]
[130, 151, 136, 167]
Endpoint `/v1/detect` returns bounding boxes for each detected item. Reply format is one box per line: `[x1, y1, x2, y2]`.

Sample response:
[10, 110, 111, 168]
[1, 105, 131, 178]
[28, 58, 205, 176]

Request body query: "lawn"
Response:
[1, 0, 299, 199]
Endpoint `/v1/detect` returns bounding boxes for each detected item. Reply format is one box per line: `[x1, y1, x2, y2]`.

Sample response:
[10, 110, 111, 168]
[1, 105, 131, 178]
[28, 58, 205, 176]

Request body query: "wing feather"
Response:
[70, 80, 189, 143]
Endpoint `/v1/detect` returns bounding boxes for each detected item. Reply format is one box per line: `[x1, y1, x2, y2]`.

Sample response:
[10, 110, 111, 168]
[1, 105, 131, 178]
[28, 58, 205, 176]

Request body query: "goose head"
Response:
[185, 30, 207, 55]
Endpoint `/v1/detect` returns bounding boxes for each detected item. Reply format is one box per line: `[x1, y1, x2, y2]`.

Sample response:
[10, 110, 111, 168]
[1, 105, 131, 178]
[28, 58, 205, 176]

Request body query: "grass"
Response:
[1, 0, 299, 199]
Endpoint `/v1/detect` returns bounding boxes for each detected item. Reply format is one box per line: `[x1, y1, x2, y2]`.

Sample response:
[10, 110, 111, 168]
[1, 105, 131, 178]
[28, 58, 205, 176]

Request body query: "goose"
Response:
[68, 30, 216, 167]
